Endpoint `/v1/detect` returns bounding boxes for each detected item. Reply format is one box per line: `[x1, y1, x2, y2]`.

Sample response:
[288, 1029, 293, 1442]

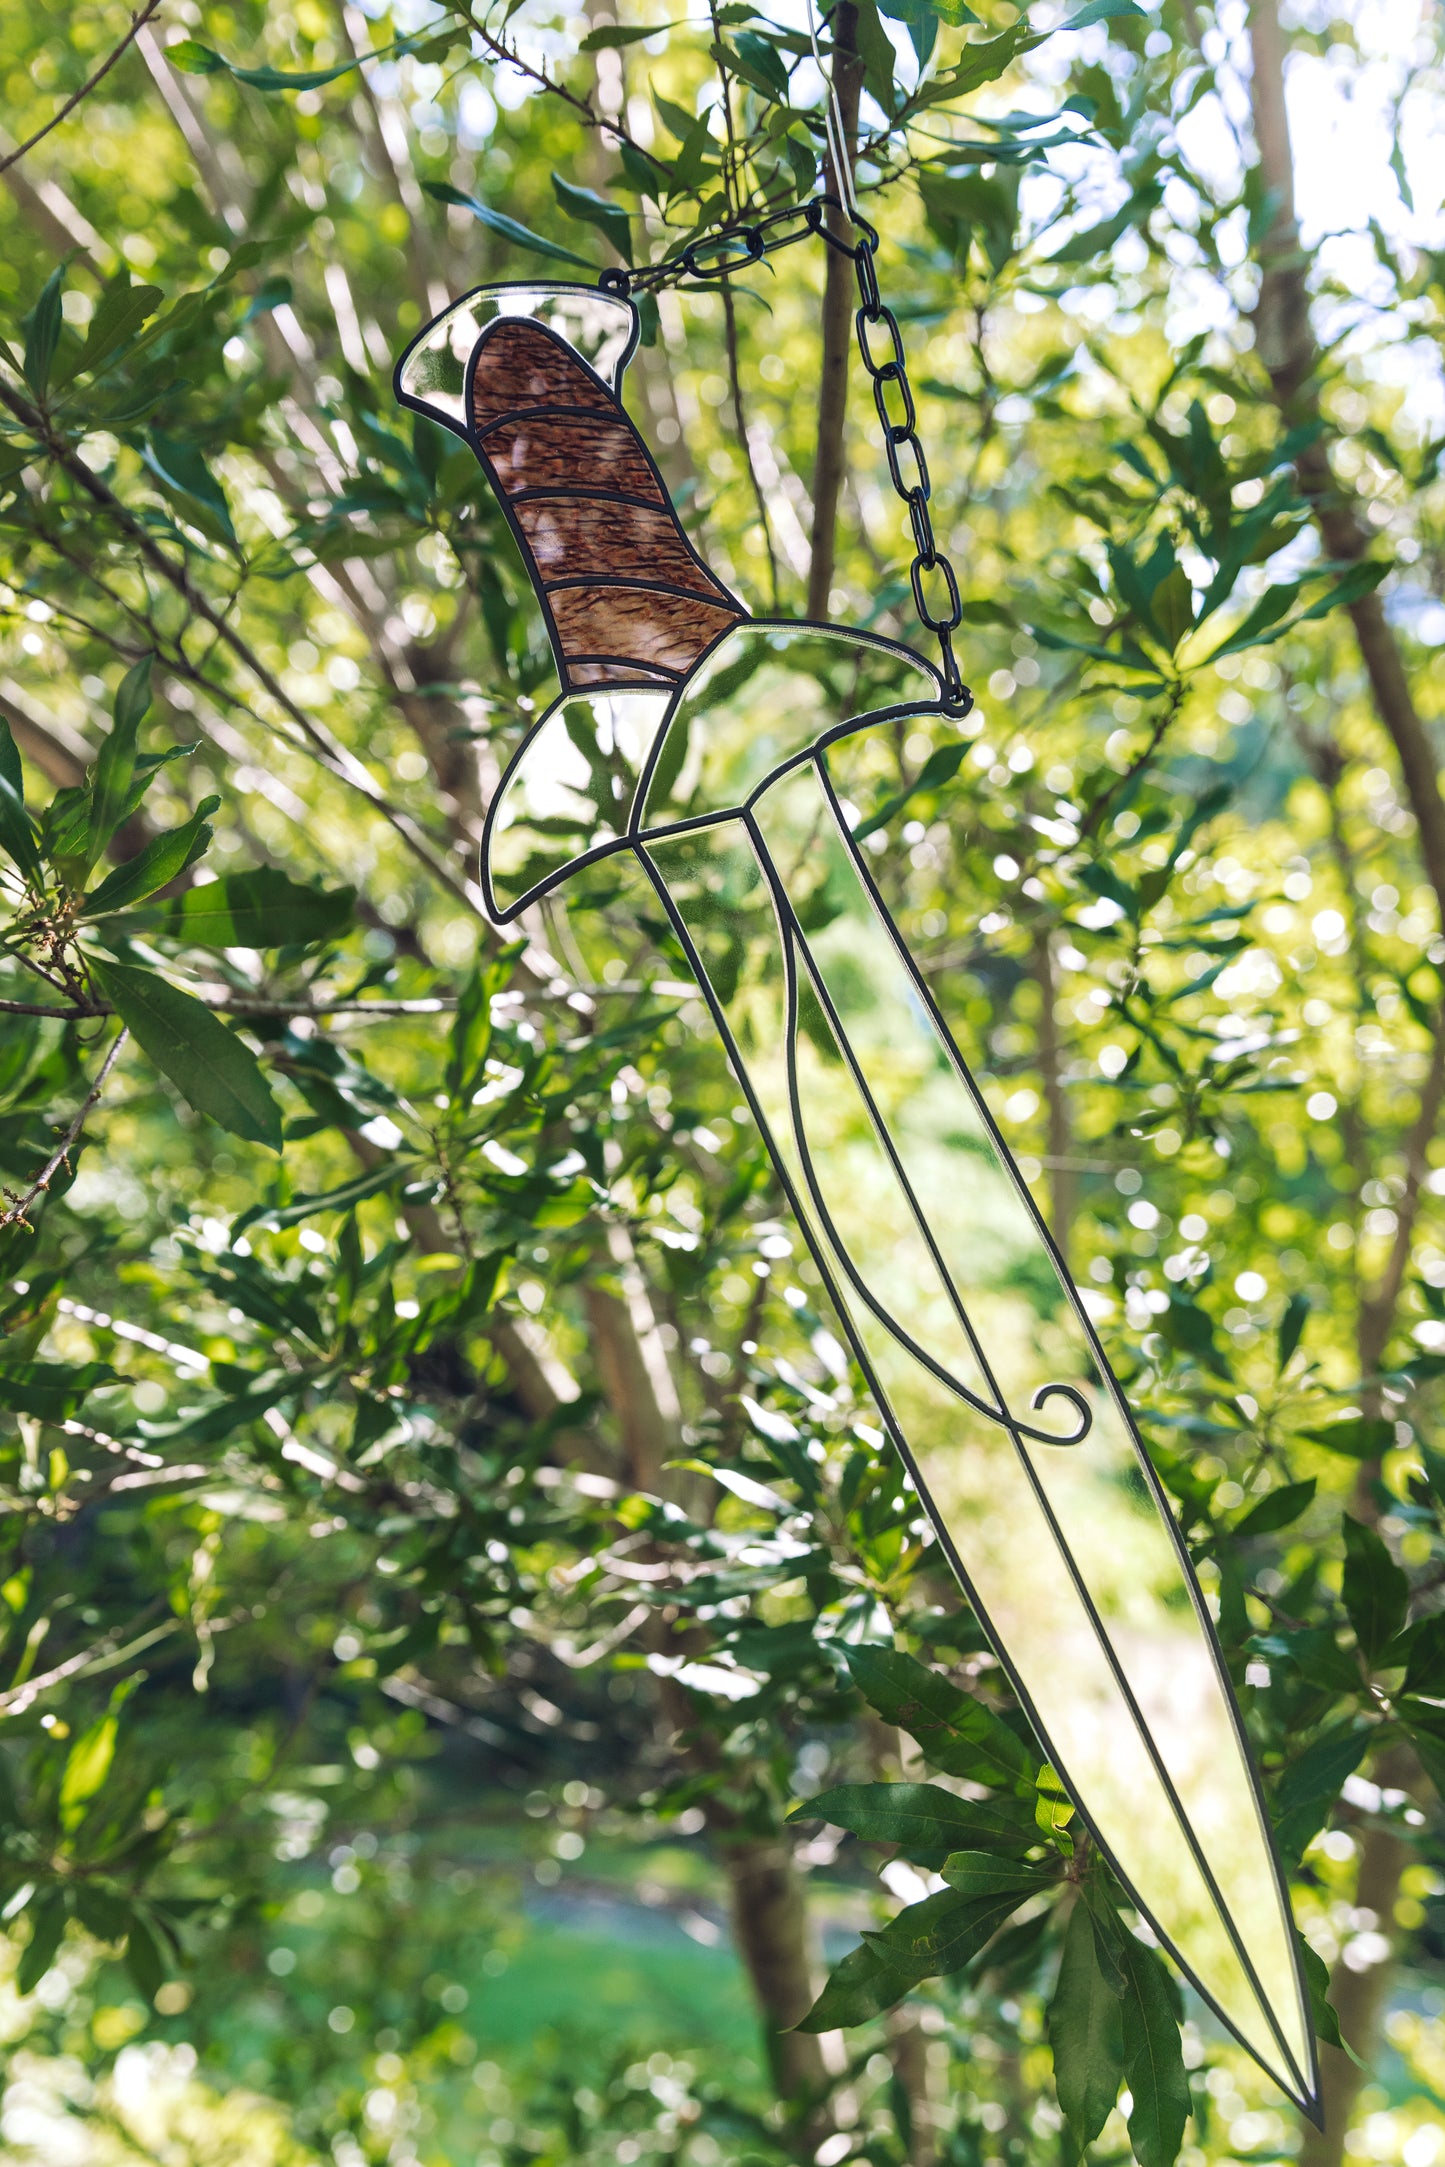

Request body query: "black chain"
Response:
[603, 198, 972, 712]
[849, 227, 969, 709]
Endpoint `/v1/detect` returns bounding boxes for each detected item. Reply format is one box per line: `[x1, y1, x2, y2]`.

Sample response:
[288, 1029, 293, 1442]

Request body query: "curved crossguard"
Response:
[395, 283, 1319, 2120]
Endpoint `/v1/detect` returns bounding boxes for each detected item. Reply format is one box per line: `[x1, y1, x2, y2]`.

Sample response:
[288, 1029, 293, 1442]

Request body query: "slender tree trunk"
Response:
[722, 1835, 831, 2115]
[1299, 1750, 1413, 2167]
[1247, 0, 1445, 918]
[806, 1, 862, 621]
[1247, 10, 1438, 2159]
[887, 2007, 938, 2166]
[1032, 927, 1075, 1265]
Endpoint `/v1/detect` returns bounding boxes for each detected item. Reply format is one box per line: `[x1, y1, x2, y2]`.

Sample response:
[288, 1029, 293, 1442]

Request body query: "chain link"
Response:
[850, 233, 969, 709]
[603, 199, 971, 711]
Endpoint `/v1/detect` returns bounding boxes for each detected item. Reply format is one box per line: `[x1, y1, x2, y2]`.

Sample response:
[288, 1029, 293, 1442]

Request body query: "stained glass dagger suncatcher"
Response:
[394, 271, 1319, 2118]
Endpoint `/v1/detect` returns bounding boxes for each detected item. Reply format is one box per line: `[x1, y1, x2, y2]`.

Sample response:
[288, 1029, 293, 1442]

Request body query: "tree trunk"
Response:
[806, 1, 863, 622]
[1246, 10, 1437, 2158]
[1032, 927, 1075, 1265]
[1247, 0, 1445, 920]
[722, 1835, 831, 2116]
[1299, 1751, 1413, 2167]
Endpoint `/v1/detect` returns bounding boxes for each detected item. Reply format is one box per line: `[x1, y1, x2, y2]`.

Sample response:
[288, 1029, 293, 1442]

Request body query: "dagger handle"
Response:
[466, 316, 745, 693]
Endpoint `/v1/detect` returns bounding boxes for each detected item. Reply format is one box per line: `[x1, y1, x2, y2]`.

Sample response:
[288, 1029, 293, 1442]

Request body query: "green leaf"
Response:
[1049, 181, 1163, 267]
[1157, 1295, 1233, 1379]
[166, 38, 229, 72]
[1048, 1901, 1125, 2151]
[90, 961, 282, 1151]
[16, 1887, 67, 1995]
[1277, 1290, 1309, 1369]
[124, 868, 354, 950]
[1301, 1415, 1394, 1461]
[87, 656, 152, 871]
[1295, 1932, 1351, 2057]
[853, 741, 968, 842]
[82, 797, 219, 916]
[0, 1361, 116, 1421]
[796, 1782, 1036, 1861]
[1401, 1707, 1445, 1804]
[113, 652, 155, 740]
[53, 279, 163, 388]
[843, 1645, 1037, 1792]
[1116, 1934, 1190, 2167]
[795, 1937, 915, 2031]
[1403, 1612, 1445, 1699]
[862, 1884, 1029, 1984]
[168, 37, 361, 90]
[551, 175, 632, 260]
[22, 267, 64, 398]
[59, 1712, 118, 1830]
[1063, 0, 1146, 22]
[0, 710, 22, 805]
[0, 729, 41, 884]
[1341, 1516, 1408, 1663]
[1273, 1722, 1371, 1863]
[124, 1911, 168, 1999]
[726, 29, 791, 99]
[580, 19, 682, 45]
[939, 1849, 1052, 1902]
[851, 0, 903, 112]
[420, 181, 598, 269]
[235, 1163, 407, 1235]
[145, 433, 237, 546]
[1230, 1478, 1316, 1540]
[1151, 563, 1194, 649]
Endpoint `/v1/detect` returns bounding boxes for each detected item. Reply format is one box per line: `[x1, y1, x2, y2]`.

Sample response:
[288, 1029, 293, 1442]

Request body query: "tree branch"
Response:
[0, 1026, 127, 1231]
[0, 0, 164, 176]
[0, 375, 487, 918]
[806, 1, 863, 621]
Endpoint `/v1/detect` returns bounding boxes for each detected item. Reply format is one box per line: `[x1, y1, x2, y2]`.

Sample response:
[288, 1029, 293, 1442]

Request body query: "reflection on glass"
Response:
[485, 692, 660, 918]
[395, 284, 637, 436]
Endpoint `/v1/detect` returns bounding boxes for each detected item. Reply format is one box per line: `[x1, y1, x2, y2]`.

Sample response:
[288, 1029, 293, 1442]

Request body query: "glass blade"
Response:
[644, 749, 1314, 2108]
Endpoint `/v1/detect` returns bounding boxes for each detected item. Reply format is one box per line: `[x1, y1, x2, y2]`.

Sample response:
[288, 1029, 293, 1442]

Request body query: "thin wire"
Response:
[806, 0, 861, 223]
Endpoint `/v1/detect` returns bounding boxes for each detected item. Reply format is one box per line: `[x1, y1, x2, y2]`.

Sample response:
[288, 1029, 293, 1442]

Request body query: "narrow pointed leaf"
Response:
[82, 797, 218, 916]
[1117, 1935, 1190, 2167]
[87, 657, 151, 868]
[22, 268, 64, 397]
[421, 181, 597, 269]
[844, 1644, 1037, 1791]
[1341, 1516, 1409, 1662]
[551, 174, 631, 260]
[796, 1782, 1037, 1860]
[143, 869, 355, 949]
[795, 1938, 915, 2031]
[1049, 1901, 1125, 2149]
[90, 959, 282, 1150]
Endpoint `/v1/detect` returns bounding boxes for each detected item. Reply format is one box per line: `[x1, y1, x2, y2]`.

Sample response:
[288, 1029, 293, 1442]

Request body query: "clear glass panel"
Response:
[640, 623, 938, 824]
[485, 689, 668, 917]
[640, 713, 1312, 2107]
[396, 285, 636, 436]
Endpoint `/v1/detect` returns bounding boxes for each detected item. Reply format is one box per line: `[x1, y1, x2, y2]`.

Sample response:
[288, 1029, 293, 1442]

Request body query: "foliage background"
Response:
[0, 0, 1441, 2162]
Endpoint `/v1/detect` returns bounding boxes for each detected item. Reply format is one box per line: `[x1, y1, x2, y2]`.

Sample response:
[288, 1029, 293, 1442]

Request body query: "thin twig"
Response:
[0, 376, 485, 918]
[0, 1604, 175, 1716]
[720, 279, 779, 609]
[0, 0, 164, 176]
[0, 1027, 127, 1230]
